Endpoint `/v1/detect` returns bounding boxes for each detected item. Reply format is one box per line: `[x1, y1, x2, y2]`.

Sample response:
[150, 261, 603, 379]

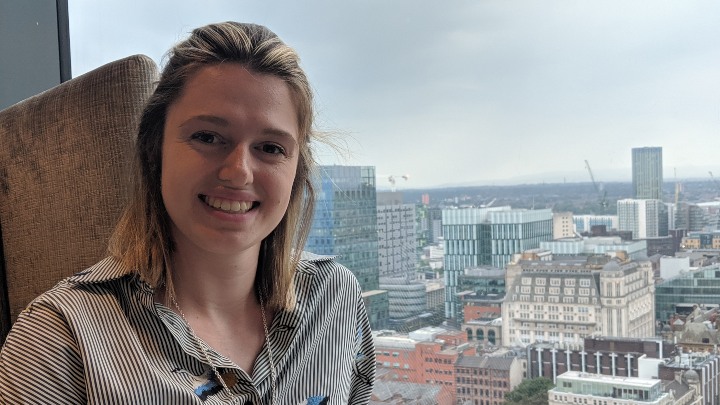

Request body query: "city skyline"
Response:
[68, 1, 720, 188]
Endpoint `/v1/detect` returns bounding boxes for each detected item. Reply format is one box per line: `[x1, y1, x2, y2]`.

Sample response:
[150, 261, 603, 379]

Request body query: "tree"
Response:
[505, 377, 555, 405]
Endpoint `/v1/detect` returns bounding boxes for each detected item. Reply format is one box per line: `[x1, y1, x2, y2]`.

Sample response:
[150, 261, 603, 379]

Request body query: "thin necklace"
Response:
[169, 289, 276, 404]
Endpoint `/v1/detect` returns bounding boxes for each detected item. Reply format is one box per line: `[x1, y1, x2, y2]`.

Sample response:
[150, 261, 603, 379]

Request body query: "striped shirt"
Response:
[0, 253, 375, 404]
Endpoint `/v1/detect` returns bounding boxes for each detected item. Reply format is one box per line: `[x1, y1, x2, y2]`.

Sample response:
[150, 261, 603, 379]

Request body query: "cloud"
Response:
[68, 0, 720, 188]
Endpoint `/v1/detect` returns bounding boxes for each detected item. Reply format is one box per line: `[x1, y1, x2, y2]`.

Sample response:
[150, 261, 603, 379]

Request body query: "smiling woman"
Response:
[161, 64, 300, 269]
[0, 22, 375, 404]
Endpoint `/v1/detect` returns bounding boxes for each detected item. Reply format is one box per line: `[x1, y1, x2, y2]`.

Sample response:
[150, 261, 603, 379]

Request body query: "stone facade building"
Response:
[502, 255, 656, 347]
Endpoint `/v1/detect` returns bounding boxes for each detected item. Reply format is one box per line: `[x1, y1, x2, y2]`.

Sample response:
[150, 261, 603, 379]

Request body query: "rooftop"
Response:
[556, 371, 659, 389]
[457, 355, 515, 371]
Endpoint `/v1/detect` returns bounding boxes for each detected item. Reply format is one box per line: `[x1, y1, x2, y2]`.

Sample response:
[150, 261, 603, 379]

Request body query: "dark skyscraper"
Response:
[632, 147, 663, 200]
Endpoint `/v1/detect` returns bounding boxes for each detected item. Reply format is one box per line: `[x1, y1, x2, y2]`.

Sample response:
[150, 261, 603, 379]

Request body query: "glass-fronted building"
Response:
[307, 165, 388, 329]
[458, 267, 506, 297]
[488, 209, 554, 269]
[573, 215, 618, 233]
[549, 371, 670, 405]
[442, 206, 507, 319]
[655, 263, 720, 322]
[442, 206, 553, 319]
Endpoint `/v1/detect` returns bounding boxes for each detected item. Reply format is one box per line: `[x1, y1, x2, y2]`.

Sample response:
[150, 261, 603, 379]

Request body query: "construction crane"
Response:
[386, 174, 410, 192]
[584, 160, 608, 209]
[481, 197, 496, 208]
[674, 168, 682, 206]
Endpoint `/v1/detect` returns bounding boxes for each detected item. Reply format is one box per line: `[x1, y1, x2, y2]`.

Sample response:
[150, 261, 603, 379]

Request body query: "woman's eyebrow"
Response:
[263, 128, 298, 145]
[179, 115, 229, 128]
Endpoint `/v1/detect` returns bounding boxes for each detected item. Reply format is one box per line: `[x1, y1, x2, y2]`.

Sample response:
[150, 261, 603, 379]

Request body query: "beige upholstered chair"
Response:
[0, 55, 159, 343]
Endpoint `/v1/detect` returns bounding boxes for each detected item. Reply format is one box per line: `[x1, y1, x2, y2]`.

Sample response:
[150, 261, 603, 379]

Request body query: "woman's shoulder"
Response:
[24, 256, 132, 311]
[295, 251, 362, 293]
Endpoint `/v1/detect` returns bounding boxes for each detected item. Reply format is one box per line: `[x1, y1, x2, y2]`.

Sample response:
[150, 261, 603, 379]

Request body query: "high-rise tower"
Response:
[307, 165, 388, 329]
[632, 147, 663, 200]
[617, 198, 669, 239]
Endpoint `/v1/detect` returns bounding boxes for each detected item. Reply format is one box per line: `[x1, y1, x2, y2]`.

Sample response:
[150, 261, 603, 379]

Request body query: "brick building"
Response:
[373, 327, 476, 403]
[455, 356, 523, 405]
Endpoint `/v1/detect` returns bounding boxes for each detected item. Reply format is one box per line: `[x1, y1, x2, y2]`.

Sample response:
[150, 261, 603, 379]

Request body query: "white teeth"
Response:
[204, 196, 253, 213]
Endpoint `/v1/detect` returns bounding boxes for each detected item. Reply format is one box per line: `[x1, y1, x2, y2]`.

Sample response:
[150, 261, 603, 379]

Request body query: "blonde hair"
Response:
[108, 22, 316, 310]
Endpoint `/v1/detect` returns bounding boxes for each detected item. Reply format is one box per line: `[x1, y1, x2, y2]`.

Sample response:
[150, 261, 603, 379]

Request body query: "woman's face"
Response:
[161, 64, 300, 258]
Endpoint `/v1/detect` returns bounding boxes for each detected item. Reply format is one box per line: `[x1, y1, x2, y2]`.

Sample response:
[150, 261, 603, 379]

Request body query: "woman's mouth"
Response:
[200, 195, 257, 214]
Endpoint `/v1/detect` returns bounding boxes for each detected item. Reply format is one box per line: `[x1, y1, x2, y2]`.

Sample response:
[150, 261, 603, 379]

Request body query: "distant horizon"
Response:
[375, 163, 720, 190]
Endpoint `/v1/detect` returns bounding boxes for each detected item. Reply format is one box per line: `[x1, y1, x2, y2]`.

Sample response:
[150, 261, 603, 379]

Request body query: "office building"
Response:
[307, 165, 388, 329]
[554, 212, 575, 239]
[489, 209, 554, 268]
[443, 206, 506, 319]
[418, 206, 443, 246]
[442, 206, 553, 318]
[527, 337, 673, 381]
[632, 147, 663, 200]
[655, 263, 720, 322]
[458, 267, 506, 298]
[573, 215, 619, 234]
[502, 255, 656, 347]
[618, 199, 669, 239]
[549, 371, 673, 405]
[376, 191, 417, 279]
[378, 277, 428, 331]
[675, 202, 708, 232]
[422, 242, 445, 273]
[645, 236, 675, 256]
[680, 232, 720, 250]
[540, 236, 648, 260]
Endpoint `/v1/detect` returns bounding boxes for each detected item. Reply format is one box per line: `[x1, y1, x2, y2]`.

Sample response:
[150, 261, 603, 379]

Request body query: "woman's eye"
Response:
[260, 143, 286, 155]
[190, 131, 219, 144]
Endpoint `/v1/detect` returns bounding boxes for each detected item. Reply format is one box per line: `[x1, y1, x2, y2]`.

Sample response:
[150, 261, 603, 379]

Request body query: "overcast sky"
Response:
[68, 1, 720, 189]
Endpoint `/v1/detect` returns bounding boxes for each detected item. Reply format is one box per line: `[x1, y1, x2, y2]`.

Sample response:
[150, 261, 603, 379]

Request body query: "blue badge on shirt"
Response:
[300, 396, 329, 405]
[192, 369, 223, 401]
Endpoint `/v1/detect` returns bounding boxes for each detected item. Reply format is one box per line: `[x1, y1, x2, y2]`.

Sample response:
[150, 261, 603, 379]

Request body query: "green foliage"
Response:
[505, 377, 555, 405]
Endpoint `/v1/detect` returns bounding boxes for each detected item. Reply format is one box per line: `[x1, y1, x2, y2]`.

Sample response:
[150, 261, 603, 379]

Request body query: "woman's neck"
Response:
[167, 245, 261, 318]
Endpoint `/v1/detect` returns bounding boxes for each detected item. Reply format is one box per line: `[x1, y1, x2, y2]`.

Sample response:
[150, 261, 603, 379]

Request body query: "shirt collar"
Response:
[66, 256, 133, 285]
[296, 252, 335, 274]
[67, 252, 333, 283]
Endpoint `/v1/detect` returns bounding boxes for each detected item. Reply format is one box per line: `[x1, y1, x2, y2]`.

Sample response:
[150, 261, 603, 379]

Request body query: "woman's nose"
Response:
[218, 145, 253, 186]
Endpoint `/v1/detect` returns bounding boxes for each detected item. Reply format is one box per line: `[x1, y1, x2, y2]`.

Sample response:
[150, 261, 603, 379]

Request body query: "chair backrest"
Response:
[0, 54, 159, 343]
